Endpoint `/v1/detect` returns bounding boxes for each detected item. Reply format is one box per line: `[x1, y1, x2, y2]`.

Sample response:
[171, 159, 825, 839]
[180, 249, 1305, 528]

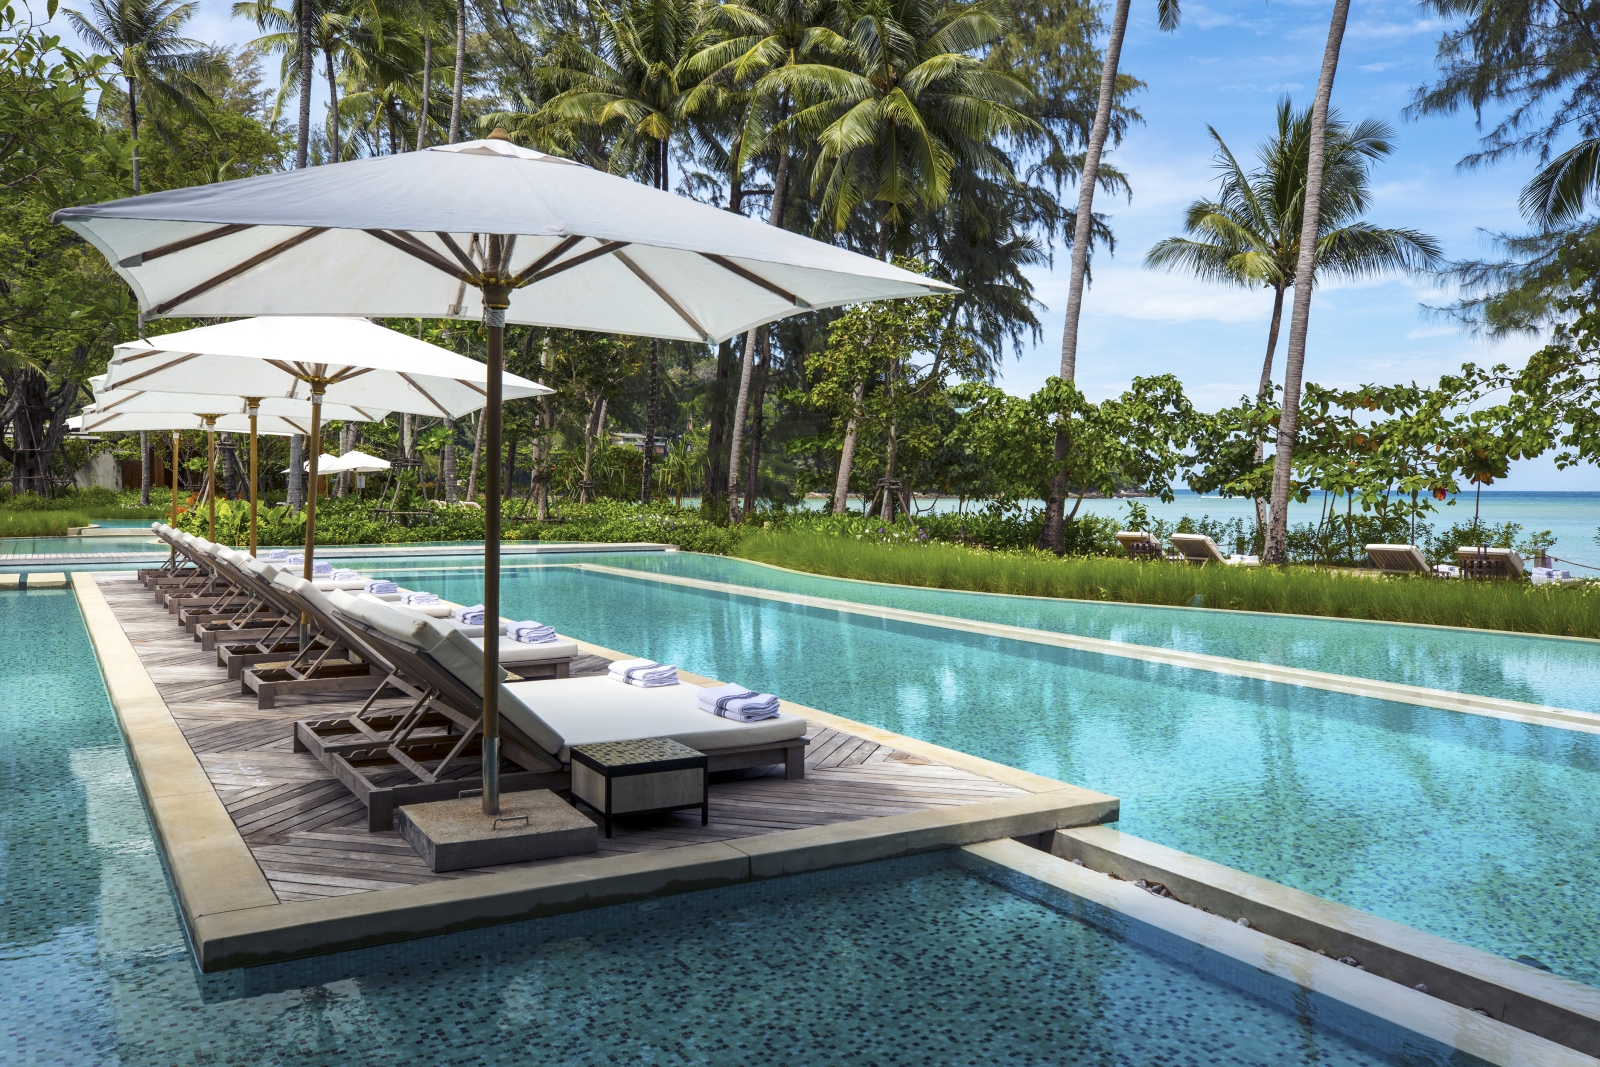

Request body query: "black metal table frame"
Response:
[568, 746, 709, 838]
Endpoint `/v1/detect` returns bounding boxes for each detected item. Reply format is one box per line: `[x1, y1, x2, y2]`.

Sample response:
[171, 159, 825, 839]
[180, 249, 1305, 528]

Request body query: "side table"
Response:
[569, 737, 708, 837]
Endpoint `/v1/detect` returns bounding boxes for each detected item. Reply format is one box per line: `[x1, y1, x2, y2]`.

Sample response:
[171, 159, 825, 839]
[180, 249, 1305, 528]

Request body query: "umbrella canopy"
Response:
[314, 450, 390, 474]
[101, 316, 550, 418]
[53, 138, 953, 338]
[88, 374, 387, 424]
[72, 408, 301, 435]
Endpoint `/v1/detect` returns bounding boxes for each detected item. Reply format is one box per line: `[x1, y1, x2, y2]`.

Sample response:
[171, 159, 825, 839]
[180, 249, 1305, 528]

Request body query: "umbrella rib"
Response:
[110, 352, 203, 388]
[699, 253, 811, 309]
[120, 223, 254, 268]
[365, 229, 473, 281]
[527, 241, 628, 284]
[149, 228, 329, 316]
[435, 232, 482, 275]
[454, 378, 487, 398]
[614, 251, 709, 341]
[511, 236, 584, 285]
[398, 373, 453, 417]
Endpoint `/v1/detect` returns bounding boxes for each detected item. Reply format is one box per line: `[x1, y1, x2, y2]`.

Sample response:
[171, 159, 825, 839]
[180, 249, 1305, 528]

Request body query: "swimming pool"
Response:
[4, 589, 1470, 1066]
[371, 562, 1600, 989]
[585, 551, 1600, 714]
[0, 534, 165, 554]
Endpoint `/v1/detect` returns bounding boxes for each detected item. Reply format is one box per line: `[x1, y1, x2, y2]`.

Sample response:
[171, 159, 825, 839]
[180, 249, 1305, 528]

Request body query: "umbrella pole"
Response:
[169, 430, 180, 556]
[300, 387, 325, 645]
[481, 281, 509, 817]
[205, 418, 218, 542]
[246, 400, 260, 557]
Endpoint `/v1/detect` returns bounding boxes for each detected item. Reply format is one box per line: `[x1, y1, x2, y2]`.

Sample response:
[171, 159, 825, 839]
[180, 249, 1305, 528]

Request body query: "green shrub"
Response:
[0, 511, 92, 536]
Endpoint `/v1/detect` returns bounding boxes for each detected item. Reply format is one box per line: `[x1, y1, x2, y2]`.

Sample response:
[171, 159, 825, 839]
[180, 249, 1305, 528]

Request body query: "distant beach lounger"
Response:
[1365, 544, 1430, 575]
[1170, 533, 1260, 567]
[1116, 530, 1165, 560]
[1455, 546, 1526, 579]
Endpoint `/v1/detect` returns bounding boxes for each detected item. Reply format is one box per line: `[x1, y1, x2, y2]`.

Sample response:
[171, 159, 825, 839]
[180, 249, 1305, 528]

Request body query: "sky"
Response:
[48, 0, 1598, 490]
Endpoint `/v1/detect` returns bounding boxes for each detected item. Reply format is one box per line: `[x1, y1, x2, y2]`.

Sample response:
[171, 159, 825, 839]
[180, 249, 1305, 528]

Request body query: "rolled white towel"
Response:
[266, 549, 291, 561]
[331, 567, 360, 581]
[365, 579, 399, 595]
[403, 591, 440, 606]
[608, 658, 679, 687]
[696, 683, 780, 722]
[453, 603, 487, 626]
[509, 621, 558, 644]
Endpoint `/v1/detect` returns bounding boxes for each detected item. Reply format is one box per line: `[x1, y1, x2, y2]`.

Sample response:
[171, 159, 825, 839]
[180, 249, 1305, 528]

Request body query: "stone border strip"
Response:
[75, 574, 1117, 972]
[1052, 825, 1600, 1057]
[964, 839, 1600, 1067]
[578, 563, 1600, 735]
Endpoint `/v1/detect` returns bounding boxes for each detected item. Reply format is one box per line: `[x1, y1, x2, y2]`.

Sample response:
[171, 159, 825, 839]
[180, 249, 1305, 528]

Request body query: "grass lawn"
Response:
[732, 530, 1600, 640]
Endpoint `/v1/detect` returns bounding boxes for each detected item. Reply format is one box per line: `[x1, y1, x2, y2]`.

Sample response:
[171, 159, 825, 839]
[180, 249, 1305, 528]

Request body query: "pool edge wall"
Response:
[70, 572, 1120, 972]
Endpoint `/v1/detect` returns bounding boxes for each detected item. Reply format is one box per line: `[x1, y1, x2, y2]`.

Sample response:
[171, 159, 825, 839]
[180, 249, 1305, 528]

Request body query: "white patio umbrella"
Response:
[96, 316, 548, 577]
[68, 408, 293, 544]
[54, 130, 954, 819]
[84, 375, 386, 555]
[313, 450, 391, 475]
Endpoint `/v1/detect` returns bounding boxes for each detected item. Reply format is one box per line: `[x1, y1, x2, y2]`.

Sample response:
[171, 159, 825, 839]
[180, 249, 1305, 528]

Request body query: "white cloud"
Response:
[1076, 268, 1274, 325]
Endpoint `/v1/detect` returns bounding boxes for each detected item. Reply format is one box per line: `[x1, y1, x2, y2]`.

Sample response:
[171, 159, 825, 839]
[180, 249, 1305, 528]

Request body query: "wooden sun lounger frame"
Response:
[1456, 546, 1526, 579]
[295, 616, 569, 830]
[1115, 530, 1165, 561]
[1365, 543, 1430, 575]
[240, 578, 412, 709]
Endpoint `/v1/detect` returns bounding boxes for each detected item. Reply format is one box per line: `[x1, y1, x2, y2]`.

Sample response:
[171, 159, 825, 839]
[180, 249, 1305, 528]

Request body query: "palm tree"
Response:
[774, 0, 1035, 512]
[528, 0, 714, 504]
[233, 0, 317, 169]
[1146, 101, 1441, 526]
[68, 0, 220, 193]
[1035, 0, 1178, 551]
[1265, 0, 1354, 564]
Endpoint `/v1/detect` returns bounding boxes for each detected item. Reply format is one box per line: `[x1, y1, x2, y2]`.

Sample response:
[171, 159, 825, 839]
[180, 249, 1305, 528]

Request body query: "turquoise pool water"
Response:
[3, 589, 1456, 1065]
[0, 534, 163, 554]
[577, 551, 1600, 714]
[387, 563, 1600, 987]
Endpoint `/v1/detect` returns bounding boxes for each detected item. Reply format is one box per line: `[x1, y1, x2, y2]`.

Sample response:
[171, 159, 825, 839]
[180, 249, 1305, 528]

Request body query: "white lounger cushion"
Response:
[328, 588, 434, 644]
[312, 578, 370, 591]
[501, 676, 807, 762]
[471, 634, 581, 666]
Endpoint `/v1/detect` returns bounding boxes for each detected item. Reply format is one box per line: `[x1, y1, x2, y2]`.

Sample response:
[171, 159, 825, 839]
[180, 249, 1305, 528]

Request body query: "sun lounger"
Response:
[1365, 544, 1430, 575]
[238, 572, 411, 708]
[1456, 546, 1526, 579]
[213, 555, 348, 675]
[1170, 532, 1260, 567]
[302, 593, 802, 831]
[295, 592, 579, 828]
[1116, 530, 1165, 561]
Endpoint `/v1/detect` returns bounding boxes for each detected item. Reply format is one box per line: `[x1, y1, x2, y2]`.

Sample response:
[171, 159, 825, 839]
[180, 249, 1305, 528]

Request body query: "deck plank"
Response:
[95, 573, 1028, 906]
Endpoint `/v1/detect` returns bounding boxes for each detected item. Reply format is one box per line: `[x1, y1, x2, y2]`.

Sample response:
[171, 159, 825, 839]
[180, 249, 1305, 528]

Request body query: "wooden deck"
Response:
[97, 574, 1028, 904]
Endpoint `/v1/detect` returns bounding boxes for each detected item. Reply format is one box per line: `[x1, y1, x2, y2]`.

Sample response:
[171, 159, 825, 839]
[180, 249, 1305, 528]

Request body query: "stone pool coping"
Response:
[72, 572, 1117, 972]
[578, 564, 1600, 736]
[966, 839, 1600, 1067]
[1052, 825, 1600, 1058]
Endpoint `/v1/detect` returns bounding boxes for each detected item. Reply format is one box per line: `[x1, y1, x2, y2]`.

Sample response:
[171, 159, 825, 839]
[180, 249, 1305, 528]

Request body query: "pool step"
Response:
[1050, 824, 1600, 1058]
[0, 572, 68, 590]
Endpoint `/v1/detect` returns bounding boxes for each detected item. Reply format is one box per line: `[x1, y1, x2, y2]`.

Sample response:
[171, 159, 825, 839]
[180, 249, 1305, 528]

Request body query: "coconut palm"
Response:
[522, 0, 715, 504]
[1265, 0, 1354, 564]
[1146, 101, 1441, 526]
[67, 0, 221, 193]
[770, 0, 1034, 512]
[1035, 0, 1178, 552]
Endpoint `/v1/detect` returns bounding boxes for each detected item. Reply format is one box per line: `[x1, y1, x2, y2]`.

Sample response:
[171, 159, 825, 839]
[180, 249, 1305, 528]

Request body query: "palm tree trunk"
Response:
[830, 380, 866, 514]
[296, 0, 313, 169]
[140, 430, 151, 505]
[1265, 0, 1352, 564]
[287, 433, 304, 508]
[466, 411, 485, 500]
[417, 28, 432, 150]
[443, 417, 458, 501]
[725, 329, 757, 521]
[126, 77, 141, 193]
[325, 49, 340, 161]
[448, 0, 466, 144]
[1253, 281, 1287, 529]
[1039, 0, 1131, 554]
